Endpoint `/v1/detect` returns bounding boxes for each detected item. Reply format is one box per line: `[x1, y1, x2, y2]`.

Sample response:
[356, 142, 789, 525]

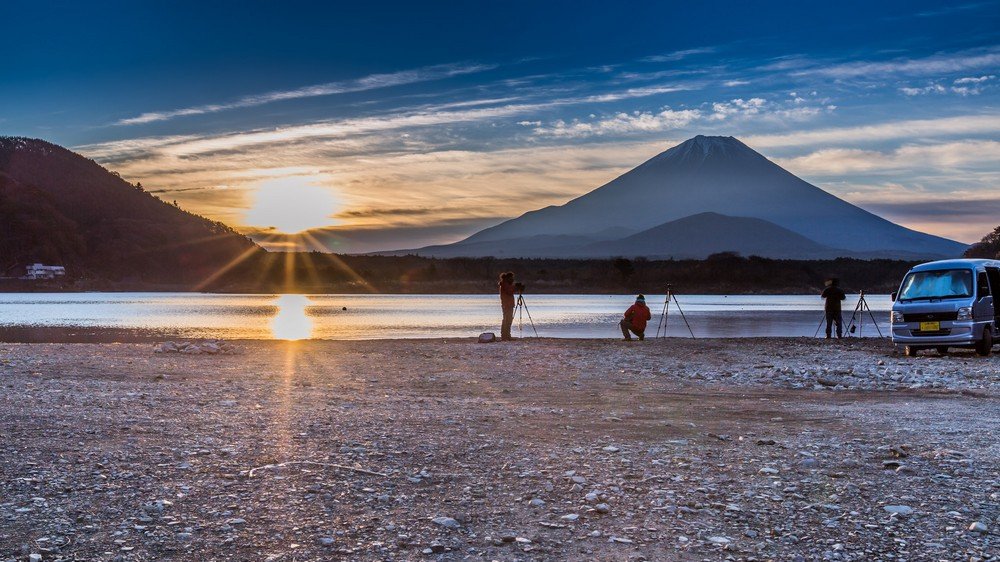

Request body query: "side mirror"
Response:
[890, 291, 897, 302]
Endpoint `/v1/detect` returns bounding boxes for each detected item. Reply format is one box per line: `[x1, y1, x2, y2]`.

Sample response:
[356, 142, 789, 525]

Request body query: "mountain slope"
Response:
[578, 212, 839, 259]
[442, 135, 966, 259]
[0, 137, 259, 283]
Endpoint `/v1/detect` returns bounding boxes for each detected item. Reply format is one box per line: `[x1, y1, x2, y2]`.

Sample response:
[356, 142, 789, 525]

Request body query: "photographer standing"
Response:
[620, 294, 652, 341]
[498, 272, 517, 341]
[821, 278, 847, 339]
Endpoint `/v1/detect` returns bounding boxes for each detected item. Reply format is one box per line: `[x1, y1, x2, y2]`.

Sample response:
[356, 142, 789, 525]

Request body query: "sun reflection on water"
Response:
[271, 294, 313, 340]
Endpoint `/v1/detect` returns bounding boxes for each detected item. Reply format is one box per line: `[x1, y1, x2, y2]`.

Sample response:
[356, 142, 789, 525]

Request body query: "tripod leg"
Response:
[814, 314, 826, 338]
[671, 295, 696, 339]
[517, 300, 523, 337]
[863, 298, 885, 338]
[656, 291, 670, 338]
[845, 299, 862, 337]
[521, 300, 539, 337]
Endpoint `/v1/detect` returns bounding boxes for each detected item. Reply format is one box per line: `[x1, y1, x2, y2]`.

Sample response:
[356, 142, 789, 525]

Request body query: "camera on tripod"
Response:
[514, 282, 525, 293]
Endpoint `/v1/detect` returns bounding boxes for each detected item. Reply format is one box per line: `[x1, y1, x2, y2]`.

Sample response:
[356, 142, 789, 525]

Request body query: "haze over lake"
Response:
[0, 293, 891, 341]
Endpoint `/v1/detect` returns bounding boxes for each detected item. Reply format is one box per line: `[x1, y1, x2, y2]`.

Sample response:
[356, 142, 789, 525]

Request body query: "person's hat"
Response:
[636, 294, 645, 302]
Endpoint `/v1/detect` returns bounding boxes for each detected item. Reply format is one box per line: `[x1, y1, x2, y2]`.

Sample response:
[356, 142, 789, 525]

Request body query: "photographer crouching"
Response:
[498, 272, 520, 341]
[620, 294, 652, 341]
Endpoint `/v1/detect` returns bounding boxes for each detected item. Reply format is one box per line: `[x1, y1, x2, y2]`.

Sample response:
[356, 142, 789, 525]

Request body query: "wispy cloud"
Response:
[912, 2, 996, 18]
[87, 84, 706, 160]
[899, 75, 996, 96]
[746, 114, 1000, 147]
[857, 196, 1000, 243]
[531, 109, 702, 137]
[115, 63, 496, 125]
[792, 48, 1000, 79]
[580, 84, 696, 102]
[900, 84, 949, 96]
[530, 95, 834, 138]
[776, 140, 1000, 175]
[954, 74, 996, 84]
[640, 47, 717, 63]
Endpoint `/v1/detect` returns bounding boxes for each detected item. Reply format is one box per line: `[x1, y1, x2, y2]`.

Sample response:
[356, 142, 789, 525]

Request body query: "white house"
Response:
[23, 263, 66, 280]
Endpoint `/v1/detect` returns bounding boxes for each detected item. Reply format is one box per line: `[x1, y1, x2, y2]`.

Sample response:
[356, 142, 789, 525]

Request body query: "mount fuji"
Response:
[389, 135, 967, 260]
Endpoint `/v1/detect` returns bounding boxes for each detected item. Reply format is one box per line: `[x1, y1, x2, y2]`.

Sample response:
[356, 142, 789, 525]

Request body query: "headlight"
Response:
[891, 311, 905, 323]
[956, 307, 973, 320]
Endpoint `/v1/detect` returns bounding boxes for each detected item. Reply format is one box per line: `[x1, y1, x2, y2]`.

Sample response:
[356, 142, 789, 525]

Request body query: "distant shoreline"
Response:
[0, 254, 921, 294]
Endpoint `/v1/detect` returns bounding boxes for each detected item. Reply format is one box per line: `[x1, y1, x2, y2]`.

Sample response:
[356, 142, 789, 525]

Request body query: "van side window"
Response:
[988, 267, 1000, 299]
[978, 271, 991, 299]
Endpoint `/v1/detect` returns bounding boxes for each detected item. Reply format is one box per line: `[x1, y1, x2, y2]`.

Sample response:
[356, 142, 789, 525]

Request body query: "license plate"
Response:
[919, 321, 940, 332]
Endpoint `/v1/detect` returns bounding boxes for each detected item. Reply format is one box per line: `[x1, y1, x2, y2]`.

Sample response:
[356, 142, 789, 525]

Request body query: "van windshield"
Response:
[898, 269, 973, 301]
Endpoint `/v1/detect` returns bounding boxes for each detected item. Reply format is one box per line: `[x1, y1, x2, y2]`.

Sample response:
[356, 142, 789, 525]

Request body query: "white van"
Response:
[890, 259, 1000, 357]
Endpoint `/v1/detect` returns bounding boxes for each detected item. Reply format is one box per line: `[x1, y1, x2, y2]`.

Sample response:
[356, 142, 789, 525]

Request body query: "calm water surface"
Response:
[0, 293, 891, 340]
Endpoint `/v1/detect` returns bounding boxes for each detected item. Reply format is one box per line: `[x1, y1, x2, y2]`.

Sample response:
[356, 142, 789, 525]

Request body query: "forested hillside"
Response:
[0, 137, 259, 283]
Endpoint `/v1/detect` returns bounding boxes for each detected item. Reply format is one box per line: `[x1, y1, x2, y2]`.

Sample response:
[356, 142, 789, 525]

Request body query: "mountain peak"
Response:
[678, 134, 752, 155]
[640, 135, 758, 170]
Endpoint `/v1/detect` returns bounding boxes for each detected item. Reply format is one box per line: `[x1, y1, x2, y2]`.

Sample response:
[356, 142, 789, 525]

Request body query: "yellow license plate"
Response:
[919, 321, 940, 332]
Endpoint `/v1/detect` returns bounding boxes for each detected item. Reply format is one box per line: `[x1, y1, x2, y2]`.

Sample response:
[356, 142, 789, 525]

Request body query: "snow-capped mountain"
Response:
[391, 136, 966, 259]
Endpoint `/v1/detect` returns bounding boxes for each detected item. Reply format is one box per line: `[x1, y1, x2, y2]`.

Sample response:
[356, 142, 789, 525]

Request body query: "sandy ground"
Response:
[0, 337, 997, 561]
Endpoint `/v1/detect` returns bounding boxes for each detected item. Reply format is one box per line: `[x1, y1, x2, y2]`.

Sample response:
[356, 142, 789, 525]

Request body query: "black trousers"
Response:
[620, 319, 644, 340]
[826, 311, 843, 338]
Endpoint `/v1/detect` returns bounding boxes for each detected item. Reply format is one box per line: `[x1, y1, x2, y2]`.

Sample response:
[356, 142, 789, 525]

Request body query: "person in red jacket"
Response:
[620, 294, 652, 341]
[498, 271, 517, 340]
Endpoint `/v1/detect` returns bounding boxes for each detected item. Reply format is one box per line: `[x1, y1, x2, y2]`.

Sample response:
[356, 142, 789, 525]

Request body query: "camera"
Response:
[514, 282, 525, 293]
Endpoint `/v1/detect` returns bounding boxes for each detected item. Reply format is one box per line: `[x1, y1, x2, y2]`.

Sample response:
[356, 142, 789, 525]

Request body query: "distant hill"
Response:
[580, 212, 839, 259]
[0, 137, 259, 284]
[391, 135, 967, 260]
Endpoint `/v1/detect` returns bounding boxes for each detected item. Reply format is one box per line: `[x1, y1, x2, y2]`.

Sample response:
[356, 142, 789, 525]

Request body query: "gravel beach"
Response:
[1, 338, 997, 561]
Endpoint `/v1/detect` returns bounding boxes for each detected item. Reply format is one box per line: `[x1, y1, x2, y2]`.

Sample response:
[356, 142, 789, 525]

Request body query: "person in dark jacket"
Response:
[498, 272, 516, 340]
[620, 294, 652, 341]
[821, 278, 847, 339]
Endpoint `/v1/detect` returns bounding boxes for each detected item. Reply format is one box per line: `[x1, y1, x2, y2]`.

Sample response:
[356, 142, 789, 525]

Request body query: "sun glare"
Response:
[271, 294, 313, 340]
[244, 176, 340, 234]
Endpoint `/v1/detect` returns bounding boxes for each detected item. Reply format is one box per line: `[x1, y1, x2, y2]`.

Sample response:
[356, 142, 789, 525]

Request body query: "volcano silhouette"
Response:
[392, 135, 966, 259]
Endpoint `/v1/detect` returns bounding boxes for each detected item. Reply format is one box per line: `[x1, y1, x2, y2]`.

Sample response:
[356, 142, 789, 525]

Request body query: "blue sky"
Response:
[2, 0, 999, 251]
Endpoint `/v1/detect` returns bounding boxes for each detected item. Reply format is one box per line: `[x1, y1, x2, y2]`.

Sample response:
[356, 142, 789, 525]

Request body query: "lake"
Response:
[0, 293, 892, 341]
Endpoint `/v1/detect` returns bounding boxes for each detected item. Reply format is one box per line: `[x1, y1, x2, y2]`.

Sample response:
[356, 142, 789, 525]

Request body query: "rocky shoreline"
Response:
[1, 338, 996, 561]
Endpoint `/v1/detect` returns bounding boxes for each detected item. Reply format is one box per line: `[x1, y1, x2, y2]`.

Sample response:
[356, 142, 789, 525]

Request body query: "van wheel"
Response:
[904, 346, 920, 357]
[936, 346, 949, 355]
[975, 328, 993, 357]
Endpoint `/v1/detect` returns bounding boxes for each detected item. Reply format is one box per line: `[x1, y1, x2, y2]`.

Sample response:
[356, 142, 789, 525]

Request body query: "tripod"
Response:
[813, 290, 884, 338]
[845, 290, 884, 338]
[655, 285, 696, 339]
[514, 293, 538, 337]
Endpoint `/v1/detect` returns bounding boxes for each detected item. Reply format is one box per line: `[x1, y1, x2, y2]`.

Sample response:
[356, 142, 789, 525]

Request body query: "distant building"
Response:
[23, 263, 66, 280]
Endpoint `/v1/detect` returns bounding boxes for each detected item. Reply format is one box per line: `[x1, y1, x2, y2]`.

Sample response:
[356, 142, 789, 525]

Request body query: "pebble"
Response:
[560, 513, 579, 521]
[609, 536, 632, 544]
[968, 521, 988, 533]
[528, 498, 545, 508]
[318, 537, 335, 546]
[594, 503, 610, 514]
[29, 555, 42, 562]
[432, 516, 460, 529]
[883, 505, 914, 516]
[708, 536, 732, 545]
[602, 445, 620, 453]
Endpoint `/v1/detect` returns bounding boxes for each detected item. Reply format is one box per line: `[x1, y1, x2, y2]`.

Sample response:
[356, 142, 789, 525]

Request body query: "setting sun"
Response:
[244, 177, 340, 234]
[270, 294, 313, 340]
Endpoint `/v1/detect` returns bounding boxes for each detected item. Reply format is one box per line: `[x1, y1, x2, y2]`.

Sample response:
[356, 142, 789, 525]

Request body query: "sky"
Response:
[2, 0, 999, 251]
